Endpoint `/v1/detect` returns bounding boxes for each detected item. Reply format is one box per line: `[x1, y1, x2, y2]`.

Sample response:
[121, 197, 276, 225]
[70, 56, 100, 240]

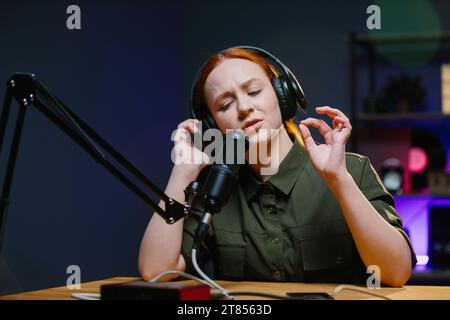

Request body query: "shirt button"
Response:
[265, 206, 276, 214]
[273, 270, 281, 279]
[272, 237, 279, 244]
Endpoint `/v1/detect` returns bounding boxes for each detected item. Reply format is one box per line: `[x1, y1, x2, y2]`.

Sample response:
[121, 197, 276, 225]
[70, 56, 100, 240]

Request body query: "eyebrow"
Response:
[213, 78, 263, 107]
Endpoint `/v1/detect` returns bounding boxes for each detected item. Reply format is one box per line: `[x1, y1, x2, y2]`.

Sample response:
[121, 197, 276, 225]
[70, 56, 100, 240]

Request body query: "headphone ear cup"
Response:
[271, 76, 296, 121]
[192, 99, 217, 131]
[203, 109, 216, 131]
[286, 69, 307, 111]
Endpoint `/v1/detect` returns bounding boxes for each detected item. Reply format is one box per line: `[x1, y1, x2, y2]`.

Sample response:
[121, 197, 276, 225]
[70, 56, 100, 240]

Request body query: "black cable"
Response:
[227, 291, 289, 300]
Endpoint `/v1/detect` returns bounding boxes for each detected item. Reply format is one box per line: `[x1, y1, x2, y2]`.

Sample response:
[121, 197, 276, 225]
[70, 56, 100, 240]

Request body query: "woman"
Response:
[138, 47, 416, 286]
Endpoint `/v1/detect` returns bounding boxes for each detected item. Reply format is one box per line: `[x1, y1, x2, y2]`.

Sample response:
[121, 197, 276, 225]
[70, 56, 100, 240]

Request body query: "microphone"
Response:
[193, 130, 249, 249]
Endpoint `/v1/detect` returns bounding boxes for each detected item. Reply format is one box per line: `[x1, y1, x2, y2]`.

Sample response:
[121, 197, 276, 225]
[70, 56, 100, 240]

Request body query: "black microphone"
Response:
[193, 131, 249, 249]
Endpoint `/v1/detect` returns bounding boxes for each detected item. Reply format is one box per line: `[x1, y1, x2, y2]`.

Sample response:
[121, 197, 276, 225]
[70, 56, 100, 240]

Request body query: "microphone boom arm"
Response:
[0, 73, 189, 251]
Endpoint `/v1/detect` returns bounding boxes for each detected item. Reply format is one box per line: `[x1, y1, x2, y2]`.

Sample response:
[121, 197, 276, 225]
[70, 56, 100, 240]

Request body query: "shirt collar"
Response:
[240, 139, 309, 202]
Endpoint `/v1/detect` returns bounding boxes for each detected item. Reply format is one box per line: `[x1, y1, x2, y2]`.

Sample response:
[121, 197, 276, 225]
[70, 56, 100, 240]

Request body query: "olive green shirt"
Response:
[182, 140, 416, 283]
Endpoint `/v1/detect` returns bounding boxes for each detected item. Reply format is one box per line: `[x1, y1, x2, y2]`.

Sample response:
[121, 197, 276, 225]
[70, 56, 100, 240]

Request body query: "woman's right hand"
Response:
[171, 119, 210, 177]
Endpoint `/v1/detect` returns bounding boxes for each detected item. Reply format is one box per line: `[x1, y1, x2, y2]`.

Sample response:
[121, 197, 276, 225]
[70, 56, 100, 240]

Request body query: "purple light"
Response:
[431, 198, 450, 207]
[394, 195, 450, 268]
[447, 151, 450, 173]
[395, 196, 430, 258]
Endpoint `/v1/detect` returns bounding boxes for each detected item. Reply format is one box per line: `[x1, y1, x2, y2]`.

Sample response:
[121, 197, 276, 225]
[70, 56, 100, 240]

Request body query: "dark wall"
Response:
[181, 0, 450, 145]
[181, 0, 370, 121]
[0, 0, 182, 295]
[1, 0, 450, 295]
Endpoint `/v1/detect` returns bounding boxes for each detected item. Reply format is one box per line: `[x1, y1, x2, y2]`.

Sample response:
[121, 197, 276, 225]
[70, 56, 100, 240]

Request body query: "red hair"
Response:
[193, 48, 303, 144]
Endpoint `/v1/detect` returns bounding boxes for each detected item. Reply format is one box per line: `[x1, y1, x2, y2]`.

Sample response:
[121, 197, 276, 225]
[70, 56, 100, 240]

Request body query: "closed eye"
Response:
[219, 88, 261, 111]
[248, 89, 262, 97]
[219, 101, 232, 111]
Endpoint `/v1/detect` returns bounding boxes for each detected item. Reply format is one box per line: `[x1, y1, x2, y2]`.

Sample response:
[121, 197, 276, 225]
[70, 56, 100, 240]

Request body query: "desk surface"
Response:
[1, 277, 450, 300]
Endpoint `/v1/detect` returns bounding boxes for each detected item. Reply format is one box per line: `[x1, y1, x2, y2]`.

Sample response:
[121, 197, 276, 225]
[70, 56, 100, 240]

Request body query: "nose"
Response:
[236, 95, 254, 118]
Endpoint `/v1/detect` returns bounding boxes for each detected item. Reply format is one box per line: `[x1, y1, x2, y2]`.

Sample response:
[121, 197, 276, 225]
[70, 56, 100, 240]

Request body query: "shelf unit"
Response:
[348, 33, 450, 270]
[348, 31, 450, 152]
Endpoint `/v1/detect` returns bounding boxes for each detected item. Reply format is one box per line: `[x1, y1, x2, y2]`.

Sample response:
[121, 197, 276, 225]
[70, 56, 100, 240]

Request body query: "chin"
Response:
[247, 126, 279, 145]
[247, 133, 264, 145]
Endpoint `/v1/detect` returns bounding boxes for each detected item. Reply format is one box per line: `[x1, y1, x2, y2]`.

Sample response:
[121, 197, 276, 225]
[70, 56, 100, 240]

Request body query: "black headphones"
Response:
[190, 45, 307, 130]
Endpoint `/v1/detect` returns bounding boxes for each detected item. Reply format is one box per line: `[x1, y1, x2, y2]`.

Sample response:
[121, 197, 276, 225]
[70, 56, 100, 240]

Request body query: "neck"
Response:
[246, 125, 294, 182]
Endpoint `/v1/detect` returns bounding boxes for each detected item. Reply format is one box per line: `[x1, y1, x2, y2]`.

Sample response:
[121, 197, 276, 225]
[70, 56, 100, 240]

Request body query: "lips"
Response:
[243, 120, 263, 133]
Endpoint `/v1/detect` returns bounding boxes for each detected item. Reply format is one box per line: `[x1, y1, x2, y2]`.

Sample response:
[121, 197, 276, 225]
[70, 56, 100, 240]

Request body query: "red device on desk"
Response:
[101, 280, 211, 300]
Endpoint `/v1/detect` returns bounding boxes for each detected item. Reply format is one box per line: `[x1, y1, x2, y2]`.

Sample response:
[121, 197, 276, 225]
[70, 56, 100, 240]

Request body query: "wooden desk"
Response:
[1, 277, 450, 300]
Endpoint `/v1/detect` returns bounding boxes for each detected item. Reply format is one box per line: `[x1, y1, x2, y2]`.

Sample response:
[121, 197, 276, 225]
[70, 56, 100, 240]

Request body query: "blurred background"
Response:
[1, 0, 450, 295]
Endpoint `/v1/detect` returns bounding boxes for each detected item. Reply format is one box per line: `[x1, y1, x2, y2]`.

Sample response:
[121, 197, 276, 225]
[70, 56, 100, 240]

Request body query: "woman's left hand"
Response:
[298, 106, 352, 183]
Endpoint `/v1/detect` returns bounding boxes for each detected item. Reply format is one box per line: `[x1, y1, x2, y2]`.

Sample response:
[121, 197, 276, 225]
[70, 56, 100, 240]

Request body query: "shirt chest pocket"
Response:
[300, 233, 353, 271]
[295, 220, 354, 280]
